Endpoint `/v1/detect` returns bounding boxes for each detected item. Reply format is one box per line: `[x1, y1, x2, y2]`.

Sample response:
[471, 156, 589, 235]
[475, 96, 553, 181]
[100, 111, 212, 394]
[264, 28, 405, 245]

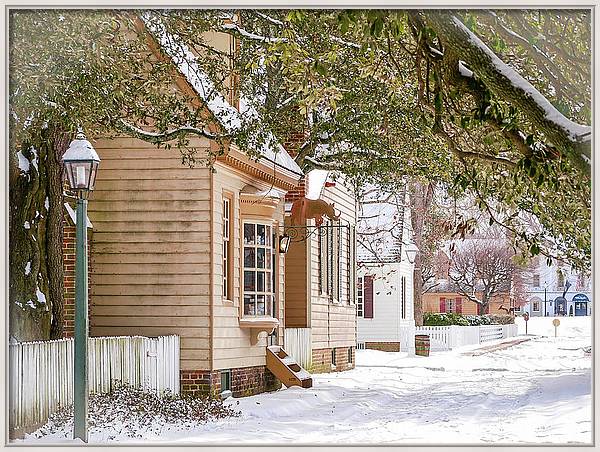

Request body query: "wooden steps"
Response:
[266, 346, 313, 389]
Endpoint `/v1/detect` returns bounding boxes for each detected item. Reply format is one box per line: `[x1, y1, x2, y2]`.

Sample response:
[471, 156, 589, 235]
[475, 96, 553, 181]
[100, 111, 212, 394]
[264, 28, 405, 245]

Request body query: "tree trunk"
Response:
[46, 128, 69, 339]
[9, 124, 68, 341]
[409, 180, 434, 327]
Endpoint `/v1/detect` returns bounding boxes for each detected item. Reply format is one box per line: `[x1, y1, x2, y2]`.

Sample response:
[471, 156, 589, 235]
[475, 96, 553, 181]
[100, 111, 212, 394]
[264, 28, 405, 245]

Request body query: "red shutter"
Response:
[440, 297, 446, 313]
[456, 297, 462, 314]
[364, 275, 374, 319]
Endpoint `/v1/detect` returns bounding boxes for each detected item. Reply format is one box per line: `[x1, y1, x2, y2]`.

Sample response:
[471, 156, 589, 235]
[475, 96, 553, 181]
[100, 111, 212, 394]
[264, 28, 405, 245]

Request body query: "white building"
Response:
[520, 256, 591, 317]
[356, 187, 416, 353]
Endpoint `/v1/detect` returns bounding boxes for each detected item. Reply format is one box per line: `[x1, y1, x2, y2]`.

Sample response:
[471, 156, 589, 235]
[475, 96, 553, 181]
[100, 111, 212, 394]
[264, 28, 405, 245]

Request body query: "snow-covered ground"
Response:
[19, 316, 592, 445]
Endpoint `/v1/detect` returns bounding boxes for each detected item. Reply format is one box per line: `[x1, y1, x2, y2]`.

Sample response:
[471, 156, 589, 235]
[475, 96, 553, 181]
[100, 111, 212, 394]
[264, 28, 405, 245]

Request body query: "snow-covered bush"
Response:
[423, 312, 469, 326]
[425, 313, 513, 326]
[31, 382, 240, 440]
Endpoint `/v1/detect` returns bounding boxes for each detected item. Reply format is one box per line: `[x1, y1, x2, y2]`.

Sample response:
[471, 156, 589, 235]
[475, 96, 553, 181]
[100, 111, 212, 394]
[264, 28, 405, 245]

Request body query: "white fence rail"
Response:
[415, 324, 518, 351]
[479, 325, 504, 343]
[284, 328, 312, 369]
[9, 335, 179, 434]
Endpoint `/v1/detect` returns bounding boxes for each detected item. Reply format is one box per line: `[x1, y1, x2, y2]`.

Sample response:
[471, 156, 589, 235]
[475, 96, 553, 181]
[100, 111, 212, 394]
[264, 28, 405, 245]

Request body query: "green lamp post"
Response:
[61, 130, 100, 442]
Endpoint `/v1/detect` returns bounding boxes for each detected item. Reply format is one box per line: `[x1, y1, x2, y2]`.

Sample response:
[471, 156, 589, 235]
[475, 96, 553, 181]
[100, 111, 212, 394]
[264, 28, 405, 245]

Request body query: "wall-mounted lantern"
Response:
[279, 234, 291, 254]
[404, 243, 419, 264]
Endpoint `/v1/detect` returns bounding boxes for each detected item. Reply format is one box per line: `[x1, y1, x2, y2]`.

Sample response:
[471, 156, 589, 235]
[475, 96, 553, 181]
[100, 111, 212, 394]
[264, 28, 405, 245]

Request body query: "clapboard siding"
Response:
[91, 274, 210, 286]
[89, 137, 212, 371]
[92, 305, 209, 317]
[93, 190, 211, 201]
[309, 174, 357, 350]
[91, 284, 210, 296]
[90, 200, 211, 212]
[91, 263, 209, 275]
[91, 253, 210, 264]
[211, 163, 287, 370]
[92, 179, 211, 191]
[92, 296, 209, 306]
[284, 222, 309, 328]
[93, 232, 211, 243]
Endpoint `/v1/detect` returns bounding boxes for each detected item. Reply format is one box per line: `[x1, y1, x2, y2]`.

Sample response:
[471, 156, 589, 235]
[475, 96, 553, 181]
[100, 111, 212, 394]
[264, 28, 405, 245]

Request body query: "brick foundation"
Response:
[311, 347, 355, 374]
[365, 342, 401, 352]
[181, 365, 282, 398]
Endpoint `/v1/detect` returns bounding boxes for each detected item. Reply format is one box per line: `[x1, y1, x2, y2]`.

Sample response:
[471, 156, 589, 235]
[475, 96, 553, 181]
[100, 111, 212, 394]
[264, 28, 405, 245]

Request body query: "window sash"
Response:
[243, 221, 274, 317]
[223, 198, 231, 300]
[357, 276, 364, 317]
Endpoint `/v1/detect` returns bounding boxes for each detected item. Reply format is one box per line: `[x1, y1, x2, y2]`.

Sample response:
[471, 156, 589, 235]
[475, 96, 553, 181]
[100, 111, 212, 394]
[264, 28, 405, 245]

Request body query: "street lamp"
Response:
[404, 243, 419, 264]
[62, 130, 100, 443]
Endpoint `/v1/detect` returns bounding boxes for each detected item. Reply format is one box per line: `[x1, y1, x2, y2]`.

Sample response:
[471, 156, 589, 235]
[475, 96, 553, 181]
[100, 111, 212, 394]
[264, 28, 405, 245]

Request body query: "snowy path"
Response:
[20, 317, 592, 445]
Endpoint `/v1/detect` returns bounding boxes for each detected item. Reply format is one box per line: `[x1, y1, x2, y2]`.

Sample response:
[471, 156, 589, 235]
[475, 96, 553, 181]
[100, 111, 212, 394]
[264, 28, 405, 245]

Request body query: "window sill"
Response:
[239, 317, 279, 345]
[222, 298, 234, 306]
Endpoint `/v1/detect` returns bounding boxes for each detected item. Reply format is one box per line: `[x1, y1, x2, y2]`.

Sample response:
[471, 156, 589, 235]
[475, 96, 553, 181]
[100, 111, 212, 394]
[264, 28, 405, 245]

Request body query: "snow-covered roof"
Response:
[357, 187, 406, 263]
[142, 14, 302, 178]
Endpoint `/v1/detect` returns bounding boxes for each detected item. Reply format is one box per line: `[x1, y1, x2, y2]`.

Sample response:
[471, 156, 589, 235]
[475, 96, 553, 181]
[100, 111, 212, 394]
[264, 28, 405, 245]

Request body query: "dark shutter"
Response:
[439, 297, 446, 313]
[364, 275, 374, 319]
[327, 223, 333, 296]
[337, 223, 343, 302]
[401, 276, 406, 319]
[456, 297, 462, 314]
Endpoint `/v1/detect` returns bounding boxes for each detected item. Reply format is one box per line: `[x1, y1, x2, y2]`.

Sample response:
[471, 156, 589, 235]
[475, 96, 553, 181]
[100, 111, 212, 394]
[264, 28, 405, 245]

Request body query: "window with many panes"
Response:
[532, 274, 540, 287]
[223, 198, 231, 300]
[532, 301, 540, 311]
[243, 222, 274, 317]
[446, 298, 456, 313]
[356, 275, 364, 317]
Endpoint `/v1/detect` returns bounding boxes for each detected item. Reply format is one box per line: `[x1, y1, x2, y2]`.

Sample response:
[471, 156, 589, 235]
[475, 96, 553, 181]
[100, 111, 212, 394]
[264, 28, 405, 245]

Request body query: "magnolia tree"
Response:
[9, 9, 591, 339]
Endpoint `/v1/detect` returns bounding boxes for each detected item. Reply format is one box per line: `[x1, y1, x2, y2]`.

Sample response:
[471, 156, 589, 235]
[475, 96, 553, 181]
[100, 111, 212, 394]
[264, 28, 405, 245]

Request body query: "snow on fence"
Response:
[415, 324, 518, 351]
[284, 328, 312, 369]
[9, 335, 179, 434]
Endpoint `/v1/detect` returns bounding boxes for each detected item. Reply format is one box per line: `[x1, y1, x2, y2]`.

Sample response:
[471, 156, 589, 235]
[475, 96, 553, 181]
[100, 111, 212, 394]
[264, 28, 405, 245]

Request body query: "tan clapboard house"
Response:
[83, 16, 357, 397]
[284, 169, 358, 373]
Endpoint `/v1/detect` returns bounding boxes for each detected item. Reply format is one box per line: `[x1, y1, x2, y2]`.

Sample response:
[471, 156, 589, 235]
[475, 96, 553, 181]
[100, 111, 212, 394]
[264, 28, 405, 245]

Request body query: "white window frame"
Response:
[446, 298, 456, 313]
[242, 220, 275, 318]
[223, 198, 231, 300]
[357, 275, 364, 318]
[532, 301, 540, 312]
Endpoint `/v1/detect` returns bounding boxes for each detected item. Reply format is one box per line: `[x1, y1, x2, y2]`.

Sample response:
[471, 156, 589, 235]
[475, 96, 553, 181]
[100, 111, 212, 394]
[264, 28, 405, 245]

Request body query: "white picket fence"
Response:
[284, 328, 312, 368]
[9, 335, 179, 434]
[415, 324, 518, 351]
